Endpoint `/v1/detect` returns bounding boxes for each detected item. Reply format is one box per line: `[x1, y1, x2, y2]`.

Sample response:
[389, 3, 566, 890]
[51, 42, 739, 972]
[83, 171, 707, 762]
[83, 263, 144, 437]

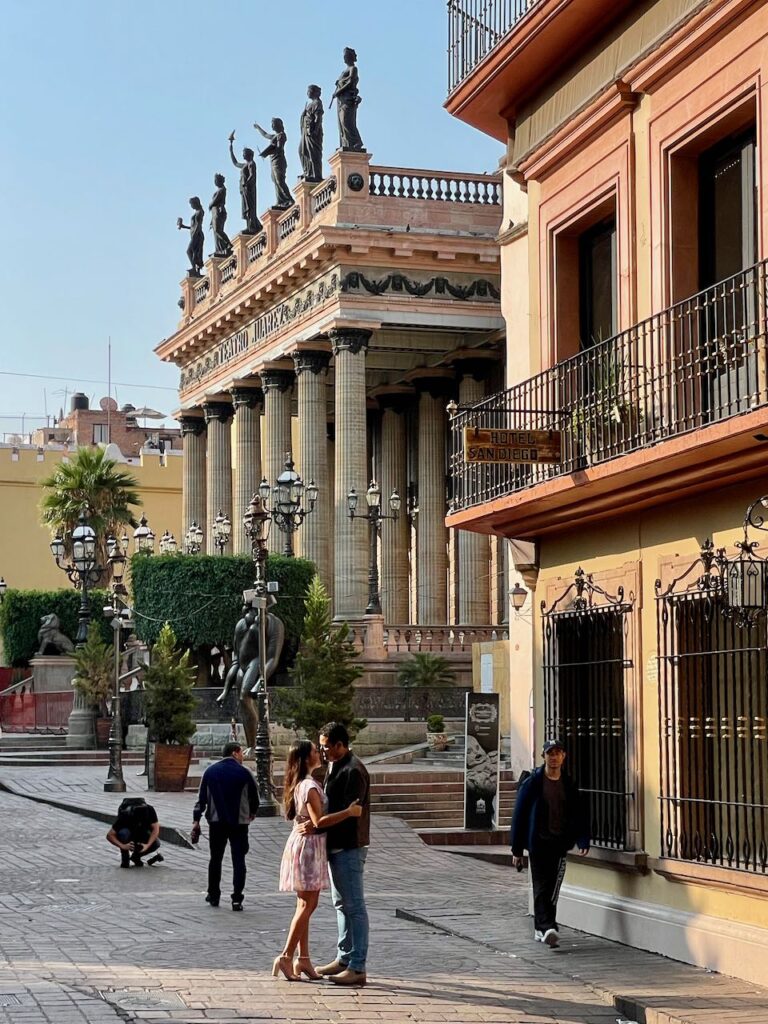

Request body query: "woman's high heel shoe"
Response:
[272, 955, 300, 981]
[293, 957, 322, 980]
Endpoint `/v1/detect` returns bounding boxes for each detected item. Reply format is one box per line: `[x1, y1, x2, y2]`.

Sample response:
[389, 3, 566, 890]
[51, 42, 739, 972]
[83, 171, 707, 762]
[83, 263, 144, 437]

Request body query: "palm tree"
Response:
[397, 652, 457, 722]
[40, 446, 142, 579]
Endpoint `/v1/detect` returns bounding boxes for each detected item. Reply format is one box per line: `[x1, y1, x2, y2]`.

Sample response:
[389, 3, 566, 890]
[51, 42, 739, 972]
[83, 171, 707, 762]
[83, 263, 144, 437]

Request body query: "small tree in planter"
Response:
[426, 713, 448, 752]
[397, 652, 456, 722]
[143, 623, 197, 791]
[277, 575, 366, 741]
[72, 623, 114, 749]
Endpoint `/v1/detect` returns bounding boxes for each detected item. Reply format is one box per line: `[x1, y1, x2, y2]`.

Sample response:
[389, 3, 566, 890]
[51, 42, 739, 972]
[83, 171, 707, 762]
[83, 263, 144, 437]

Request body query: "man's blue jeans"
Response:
[328, 847, 369, 972]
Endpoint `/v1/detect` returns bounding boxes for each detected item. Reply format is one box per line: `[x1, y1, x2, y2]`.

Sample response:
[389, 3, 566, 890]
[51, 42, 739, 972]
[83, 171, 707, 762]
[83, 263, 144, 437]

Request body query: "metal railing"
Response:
[450, 259, 768, 513]
[448, 0, 541, 92]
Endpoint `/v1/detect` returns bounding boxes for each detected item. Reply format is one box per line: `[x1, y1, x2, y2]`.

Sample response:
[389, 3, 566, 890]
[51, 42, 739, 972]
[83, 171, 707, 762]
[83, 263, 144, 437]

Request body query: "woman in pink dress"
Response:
[273, 739, 362, 981]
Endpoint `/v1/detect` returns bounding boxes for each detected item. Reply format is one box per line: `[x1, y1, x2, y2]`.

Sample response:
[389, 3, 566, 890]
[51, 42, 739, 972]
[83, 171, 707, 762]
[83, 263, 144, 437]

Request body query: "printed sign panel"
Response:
[463, 427, 562, 464]
[464, 692, 500, 830]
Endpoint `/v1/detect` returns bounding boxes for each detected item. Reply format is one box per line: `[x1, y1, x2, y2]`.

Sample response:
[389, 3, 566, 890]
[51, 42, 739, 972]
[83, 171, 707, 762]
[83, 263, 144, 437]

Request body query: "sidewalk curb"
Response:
[395, 908, 701, 1024]
[0, 780, 196, 850]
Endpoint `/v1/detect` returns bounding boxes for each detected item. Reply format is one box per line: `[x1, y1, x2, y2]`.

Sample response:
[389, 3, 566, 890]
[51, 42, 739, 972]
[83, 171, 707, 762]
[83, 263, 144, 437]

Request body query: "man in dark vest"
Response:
[511, 740, 590, 948]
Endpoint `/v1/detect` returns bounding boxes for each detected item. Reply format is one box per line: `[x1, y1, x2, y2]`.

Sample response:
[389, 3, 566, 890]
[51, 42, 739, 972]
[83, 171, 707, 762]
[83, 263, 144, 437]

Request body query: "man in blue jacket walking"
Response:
[191, 742, 259, 911]
[511, 740, 590, 948]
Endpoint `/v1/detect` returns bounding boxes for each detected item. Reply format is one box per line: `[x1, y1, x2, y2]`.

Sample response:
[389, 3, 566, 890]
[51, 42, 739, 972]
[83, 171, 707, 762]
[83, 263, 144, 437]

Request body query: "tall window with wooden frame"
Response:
[542, 568, 635, 850]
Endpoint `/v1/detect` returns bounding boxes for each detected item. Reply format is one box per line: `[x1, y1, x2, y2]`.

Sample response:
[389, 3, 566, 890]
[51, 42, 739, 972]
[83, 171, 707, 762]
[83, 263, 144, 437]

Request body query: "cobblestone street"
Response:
[0, 772, 766, 1024]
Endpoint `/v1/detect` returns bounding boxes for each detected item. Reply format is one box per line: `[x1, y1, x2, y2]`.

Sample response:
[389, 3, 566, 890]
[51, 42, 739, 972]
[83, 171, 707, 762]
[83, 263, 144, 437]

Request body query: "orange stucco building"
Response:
[446, 0, 768, 983]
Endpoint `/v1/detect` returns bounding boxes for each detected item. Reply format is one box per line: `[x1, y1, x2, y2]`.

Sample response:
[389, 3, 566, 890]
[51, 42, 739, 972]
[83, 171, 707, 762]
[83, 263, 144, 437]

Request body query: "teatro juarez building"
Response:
[155, 144, 505, 653]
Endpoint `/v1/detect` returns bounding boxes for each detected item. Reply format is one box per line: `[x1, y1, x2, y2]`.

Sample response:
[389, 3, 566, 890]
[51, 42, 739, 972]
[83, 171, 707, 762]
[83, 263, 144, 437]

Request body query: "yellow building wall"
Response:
[0, 446, 183, 592]
[534, 477, 768, 931]
[472, 640, 512, 738]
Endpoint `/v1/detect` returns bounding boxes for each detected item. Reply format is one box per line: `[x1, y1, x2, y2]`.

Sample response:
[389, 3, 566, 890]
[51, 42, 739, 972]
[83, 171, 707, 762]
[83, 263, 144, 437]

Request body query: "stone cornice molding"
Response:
[178, 414, 206, 437]
[230, 386, 264, 410]
[342, 271, 500, 302]
[293, 350, 332, 376]
[329, 327, 372, 356]
[202, 401, 234, 425]
[261, 368, 295, 394]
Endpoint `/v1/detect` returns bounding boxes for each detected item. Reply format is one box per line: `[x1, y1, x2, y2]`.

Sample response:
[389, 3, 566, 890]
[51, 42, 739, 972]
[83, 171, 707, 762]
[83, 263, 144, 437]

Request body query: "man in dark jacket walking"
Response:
[511, 740, 589, 948]
[191, 742, 259, 911]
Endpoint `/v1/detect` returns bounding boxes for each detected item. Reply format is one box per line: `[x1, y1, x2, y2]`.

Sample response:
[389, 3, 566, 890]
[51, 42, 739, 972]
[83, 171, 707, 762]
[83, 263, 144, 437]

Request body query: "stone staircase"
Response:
[369, 766, 516, 830]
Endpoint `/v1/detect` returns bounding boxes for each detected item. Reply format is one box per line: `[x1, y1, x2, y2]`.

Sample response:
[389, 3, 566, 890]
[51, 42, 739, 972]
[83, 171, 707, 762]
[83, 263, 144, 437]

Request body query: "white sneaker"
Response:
[534, 930, 545, 942]
[543, 928, 559, 948]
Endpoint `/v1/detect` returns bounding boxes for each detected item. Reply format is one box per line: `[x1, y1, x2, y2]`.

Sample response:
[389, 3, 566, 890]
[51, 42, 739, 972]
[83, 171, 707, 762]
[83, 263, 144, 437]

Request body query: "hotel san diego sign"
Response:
[463, 427, 562, 465]
[179, 271, 339, 393]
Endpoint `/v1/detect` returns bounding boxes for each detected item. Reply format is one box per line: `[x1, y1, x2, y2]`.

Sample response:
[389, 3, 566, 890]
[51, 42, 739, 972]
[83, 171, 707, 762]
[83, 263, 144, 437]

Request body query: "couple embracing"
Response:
[274, 722, 370, 987]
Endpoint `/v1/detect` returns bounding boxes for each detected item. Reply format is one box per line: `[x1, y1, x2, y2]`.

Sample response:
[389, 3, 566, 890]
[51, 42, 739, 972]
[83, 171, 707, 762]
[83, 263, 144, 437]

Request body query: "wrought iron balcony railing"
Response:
[449, 259, 768, 513]
[448, 0, 541, 93]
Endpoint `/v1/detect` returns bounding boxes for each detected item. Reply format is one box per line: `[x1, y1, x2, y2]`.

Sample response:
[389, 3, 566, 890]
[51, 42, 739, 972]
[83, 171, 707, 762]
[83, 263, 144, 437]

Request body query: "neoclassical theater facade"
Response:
[155, 149, 504, 640]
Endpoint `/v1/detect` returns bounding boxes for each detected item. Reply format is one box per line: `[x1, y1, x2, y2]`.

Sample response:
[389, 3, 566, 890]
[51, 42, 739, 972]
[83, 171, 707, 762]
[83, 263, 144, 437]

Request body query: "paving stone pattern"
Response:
[0, 766, 766, 1024]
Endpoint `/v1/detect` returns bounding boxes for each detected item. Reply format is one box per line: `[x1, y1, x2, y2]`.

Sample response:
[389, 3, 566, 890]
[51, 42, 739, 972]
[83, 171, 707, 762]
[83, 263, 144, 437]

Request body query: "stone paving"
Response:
[0, 766, 766, 1024]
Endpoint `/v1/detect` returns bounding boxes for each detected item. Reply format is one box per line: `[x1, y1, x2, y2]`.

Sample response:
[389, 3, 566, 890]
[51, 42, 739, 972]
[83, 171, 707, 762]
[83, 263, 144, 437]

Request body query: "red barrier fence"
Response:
[0, 690, 73, 733]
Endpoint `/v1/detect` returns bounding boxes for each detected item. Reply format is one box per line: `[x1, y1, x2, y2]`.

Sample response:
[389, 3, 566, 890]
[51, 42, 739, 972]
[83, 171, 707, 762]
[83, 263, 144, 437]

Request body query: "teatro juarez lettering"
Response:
[179, 271, 339, 392]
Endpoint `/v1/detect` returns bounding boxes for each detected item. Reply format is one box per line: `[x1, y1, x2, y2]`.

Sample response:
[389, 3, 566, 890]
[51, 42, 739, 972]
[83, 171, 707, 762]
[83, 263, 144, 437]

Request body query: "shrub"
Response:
[130, 553, 314, 662]
[427, 714, 445, 733]
[72, 622, 113, 709]
[0, 588, 112, 667]
[143, 623, 197, 745]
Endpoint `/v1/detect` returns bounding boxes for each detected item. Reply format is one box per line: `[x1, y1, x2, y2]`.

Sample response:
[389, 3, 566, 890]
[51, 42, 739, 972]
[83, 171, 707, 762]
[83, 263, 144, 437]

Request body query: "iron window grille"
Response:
[542, 568, 635, 850]
[656, 529, 768, 874]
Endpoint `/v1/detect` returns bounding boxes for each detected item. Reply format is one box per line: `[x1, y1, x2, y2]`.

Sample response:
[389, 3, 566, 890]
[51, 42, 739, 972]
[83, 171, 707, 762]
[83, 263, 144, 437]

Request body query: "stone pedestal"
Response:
[66, 690, 96, 750]
[29, 655, 76, 693]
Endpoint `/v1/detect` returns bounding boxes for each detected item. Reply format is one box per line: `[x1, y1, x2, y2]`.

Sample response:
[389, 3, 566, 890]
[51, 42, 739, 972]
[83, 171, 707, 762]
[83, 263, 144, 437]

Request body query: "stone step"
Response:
[372, 799, 465, 813]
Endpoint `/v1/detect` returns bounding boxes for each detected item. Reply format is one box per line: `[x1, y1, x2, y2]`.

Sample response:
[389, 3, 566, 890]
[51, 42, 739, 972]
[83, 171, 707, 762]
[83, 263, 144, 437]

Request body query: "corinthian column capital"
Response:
[330, 327, 371, 356]
[293, 350, 331, 376]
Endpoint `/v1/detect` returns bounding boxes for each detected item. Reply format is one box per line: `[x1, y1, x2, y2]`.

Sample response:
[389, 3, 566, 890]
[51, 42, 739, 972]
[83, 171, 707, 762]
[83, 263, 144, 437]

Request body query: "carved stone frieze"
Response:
[341, 271, 500, 301]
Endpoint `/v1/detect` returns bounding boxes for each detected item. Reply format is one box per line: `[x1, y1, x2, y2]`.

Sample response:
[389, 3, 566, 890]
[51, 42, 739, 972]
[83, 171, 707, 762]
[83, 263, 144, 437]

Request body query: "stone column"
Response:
[415, 377, 454, 623]
[457, 372, 491, 623]
[261, 368, 294, 554]
[379, 395, 410, 623]
[294, 350, 331, 582]
[231, 385, 263, 555]
[331, 328, 371, 619]
[203, 400, 234, 556]
[179, 413, 207, 554]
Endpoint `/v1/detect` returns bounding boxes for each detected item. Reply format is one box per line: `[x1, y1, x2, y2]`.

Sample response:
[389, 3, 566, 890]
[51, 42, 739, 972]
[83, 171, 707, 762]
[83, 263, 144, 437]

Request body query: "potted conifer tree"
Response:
[72, 622, 114, 749]
[143, 623, 197, 792]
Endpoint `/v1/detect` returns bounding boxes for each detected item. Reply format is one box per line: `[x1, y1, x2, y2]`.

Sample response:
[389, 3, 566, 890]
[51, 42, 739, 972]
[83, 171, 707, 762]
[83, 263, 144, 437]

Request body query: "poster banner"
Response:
[464, 692, 500, 830]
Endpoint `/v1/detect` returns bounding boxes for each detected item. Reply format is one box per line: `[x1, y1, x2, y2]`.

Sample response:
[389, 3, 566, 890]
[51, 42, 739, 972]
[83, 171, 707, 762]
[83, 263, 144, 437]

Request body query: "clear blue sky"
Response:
[0, 0, 501, 436]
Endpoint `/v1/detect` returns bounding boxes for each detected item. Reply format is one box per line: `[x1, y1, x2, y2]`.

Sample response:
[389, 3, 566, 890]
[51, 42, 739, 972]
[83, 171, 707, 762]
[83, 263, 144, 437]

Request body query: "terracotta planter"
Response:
[153, 743, 193, 792]
[427, 732, 448, 752]
[95, 717, 112, 750]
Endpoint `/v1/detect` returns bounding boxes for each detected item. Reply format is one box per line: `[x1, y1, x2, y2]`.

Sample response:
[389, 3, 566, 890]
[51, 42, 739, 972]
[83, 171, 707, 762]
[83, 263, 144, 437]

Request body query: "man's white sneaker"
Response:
[543, 928, 560, 948]
[534, 930, 545, 942]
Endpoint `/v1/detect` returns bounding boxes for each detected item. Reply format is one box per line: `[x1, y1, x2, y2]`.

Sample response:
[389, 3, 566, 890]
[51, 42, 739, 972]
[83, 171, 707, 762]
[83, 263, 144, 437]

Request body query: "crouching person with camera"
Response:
[107, 796, 164, 868]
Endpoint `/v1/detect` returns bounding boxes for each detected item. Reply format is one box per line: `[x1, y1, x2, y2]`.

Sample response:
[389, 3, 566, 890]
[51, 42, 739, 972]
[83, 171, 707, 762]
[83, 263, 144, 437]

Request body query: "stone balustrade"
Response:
[384, 624, 507, 652]
[179, 151, 502, 319]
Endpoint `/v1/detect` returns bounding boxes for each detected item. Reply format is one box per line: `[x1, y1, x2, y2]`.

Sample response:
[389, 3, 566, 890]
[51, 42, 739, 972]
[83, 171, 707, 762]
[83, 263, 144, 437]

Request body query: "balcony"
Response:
[448, 260, 768, 535]
[447, 0, 540, 93]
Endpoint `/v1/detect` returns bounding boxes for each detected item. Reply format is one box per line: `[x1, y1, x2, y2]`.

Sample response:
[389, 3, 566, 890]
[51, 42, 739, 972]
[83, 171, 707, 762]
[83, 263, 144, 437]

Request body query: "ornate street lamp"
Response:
[242, 494, 277, 816]
[258, 455, 317, 557]
[50, 510, 104, 645]
[184, 521, 204, 555]
[159, 531, 178, 555]
[509, 582, 528, 615]
[212, 510, 232, 556]
[133, 514, 156, 555]
[726, 495, 768, 625]
[347, 481, 400, 615]
[102, 535, 132, 794]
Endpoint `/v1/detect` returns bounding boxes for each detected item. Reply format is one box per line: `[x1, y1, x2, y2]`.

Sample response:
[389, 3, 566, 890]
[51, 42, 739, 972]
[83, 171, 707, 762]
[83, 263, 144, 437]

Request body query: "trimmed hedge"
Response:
[130, 553, 314, 656]
[0, 589, 112, 667]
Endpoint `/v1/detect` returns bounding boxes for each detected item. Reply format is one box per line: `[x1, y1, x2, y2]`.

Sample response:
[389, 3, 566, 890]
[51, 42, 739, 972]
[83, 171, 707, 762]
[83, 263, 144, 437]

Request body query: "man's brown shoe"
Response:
[316, 959, 347, 977]
[329, 968, 367, 987]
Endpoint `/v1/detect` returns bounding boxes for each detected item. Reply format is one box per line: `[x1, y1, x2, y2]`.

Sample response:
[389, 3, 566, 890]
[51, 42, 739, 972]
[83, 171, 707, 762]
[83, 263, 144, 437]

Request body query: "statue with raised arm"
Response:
[217, 599, 285, 755]
[331, 47, 364, 152]
[254, 118, 294, 209]
[209, 173, 232, 258]
[228, 133, 262, 235]
[177, 197, 204, 276]
[299, 85, 324, 183]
